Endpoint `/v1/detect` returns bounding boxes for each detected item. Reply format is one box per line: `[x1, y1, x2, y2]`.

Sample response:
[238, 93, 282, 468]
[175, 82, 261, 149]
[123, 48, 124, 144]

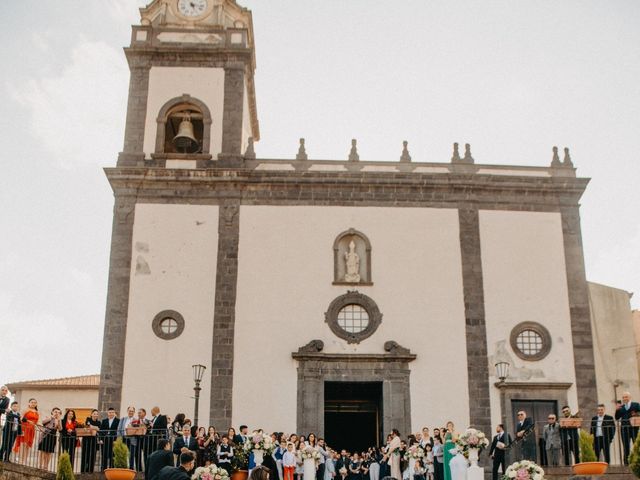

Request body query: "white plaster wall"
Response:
[480, 210, 578, 428]
[589, 282, 639, 408]
[234, 206, 469, 434]
[143, 67, 225, 158]
[121, 204, 218, 424]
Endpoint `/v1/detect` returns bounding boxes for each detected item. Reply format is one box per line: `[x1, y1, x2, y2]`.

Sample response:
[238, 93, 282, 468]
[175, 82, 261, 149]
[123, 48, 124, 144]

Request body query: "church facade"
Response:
[99, 0, 596, 447]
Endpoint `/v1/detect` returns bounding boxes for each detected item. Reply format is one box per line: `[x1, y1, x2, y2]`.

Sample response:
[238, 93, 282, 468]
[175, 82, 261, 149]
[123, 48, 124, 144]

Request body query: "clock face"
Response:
[177, 0, 208, 18]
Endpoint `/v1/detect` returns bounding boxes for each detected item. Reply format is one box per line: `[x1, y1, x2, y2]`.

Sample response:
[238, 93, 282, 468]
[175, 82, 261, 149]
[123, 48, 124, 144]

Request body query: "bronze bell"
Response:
[173, 115, 199, 153]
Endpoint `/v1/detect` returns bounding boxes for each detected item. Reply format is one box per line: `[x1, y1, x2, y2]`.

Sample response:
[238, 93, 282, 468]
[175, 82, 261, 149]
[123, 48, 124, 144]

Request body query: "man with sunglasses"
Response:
[515, 410, 535, 461]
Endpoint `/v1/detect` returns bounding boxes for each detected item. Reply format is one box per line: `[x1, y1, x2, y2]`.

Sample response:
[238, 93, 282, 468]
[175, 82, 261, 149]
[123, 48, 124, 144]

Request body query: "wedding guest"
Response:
[234, 425, 249, 445]
[489, 424, 510, 480]
[560, 406, 580, 465]
[515, 411, 535, 461]
[149, 406, 169, 451]
[349, 452, 363, 480]
[118, 406, 138, 470]
[615, 392, 640, 465]
[424, 445, 434, 480]
[413, 460, 426, 480]
[284, 442, 298, 480]
[543, 415, 561, 467]
[0, 401, 21, 462]
[81, 409, 101, 473]
[336, 449, 350, 480]
[432, 437, 444, 480]
[174, 425, 198, 468]
[228, 427, 237, 446]
[591, 404, 615, 463]
[173, 413, 186, 438]
[0, 385, 9, 418]
[420, 428, 433, 449]
[369, 447, 381, 480]
[317, 438, 329, 480]
[158, 451, 196, 480]
[196, 427, 207, 467]
[100, 407, 120, 470]
[275, 440, 286, 480]
[60, 409, 78, 467]
[324, 448, 336, 480]
[137, 408, 152, 472]
[203, 426, 218, 466]
[38, 406, 61, 470]
[217, 434, 234, 474]
[13, 397, 39, 464]
[147, 440, 174, 480]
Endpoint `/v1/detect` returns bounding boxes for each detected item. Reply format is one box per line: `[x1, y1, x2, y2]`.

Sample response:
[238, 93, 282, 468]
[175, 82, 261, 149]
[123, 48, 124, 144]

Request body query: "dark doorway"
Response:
[511, 399, 558, 466]
[324, 382, 382, 452]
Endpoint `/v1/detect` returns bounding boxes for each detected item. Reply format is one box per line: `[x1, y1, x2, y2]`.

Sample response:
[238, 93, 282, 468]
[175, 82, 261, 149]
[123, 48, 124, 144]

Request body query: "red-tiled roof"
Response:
[6, 374, 100, 391]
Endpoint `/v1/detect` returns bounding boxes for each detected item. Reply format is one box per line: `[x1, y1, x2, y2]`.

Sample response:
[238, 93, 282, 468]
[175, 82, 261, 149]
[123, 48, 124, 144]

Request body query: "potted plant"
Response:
[231, 446, 249, 480]
[572, 430, 608, 475]
[629, 431, 640, 477]
[104, 438, 136, 480]
[56, 452, 75, 480]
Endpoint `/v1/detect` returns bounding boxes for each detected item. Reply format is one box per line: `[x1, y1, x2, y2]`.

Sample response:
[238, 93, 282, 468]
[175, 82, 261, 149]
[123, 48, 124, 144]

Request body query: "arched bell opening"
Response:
[155, 94, 213, 155]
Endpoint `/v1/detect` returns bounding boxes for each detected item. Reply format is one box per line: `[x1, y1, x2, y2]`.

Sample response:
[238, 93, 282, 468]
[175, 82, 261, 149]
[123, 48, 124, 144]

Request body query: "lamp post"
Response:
[192, 364, 206, 427]
[495, 361, 510, 427]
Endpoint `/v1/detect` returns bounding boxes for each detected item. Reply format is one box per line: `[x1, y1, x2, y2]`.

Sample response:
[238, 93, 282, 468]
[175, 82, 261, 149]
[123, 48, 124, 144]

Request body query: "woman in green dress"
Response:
[443, 421, 457, 480]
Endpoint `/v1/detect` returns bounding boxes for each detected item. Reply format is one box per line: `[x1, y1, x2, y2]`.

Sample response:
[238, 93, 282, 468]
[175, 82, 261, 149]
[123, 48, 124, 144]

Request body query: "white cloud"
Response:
[8, 40, 129, 169]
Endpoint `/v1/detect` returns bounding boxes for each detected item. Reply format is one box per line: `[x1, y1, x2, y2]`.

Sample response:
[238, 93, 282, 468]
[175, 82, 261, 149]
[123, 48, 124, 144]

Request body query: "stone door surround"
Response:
[292, 340, 416, 438]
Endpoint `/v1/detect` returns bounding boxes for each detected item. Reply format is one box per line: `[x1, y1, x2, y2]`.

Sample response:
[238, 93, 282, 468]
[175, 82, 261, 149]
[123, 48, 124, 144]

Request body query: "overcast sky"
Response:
[1, 1, 638, 384]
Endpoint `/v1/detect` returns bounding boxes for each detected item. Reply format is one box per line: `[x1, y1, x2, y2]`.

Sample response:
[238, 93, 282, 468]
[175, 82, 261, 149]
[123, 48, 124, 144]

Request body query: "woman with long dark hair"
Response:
[38, 406, 61, 470]
[60, 409, 78, 467]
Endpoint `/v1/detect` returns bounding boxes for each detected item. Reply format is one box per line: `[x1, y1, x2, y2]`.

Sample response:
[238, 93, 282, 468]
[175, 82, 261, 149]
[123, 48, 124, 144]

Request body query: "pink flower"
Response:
[516, 469, 529, 480]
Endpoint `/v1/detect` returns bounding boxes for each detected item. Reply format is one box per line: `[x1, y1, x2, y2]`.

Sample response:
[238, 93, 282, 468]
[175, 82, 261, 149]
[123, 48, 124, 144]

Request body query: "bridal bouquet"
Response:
[404, 445, 425, 460]
[456, 428, 490, 456]
[192, 465, 230, 480]
[244, 432, 275, 454]
[300, 445, 321, 462]
[503, 460, 544, 480]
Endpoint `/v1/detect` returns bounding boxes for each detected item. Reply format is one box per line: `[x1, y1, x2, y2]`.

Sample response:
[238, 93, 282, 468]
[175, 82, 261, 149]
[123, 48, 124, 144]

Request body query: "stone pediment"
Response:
[140, 0, 253, 30]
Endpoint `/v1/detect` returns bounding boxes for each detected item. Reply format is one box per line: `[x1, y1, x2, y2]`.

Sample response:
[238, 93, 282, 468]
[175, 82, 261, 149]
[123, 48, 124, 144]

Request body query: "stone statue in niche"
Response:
[344, 240, 361, 282]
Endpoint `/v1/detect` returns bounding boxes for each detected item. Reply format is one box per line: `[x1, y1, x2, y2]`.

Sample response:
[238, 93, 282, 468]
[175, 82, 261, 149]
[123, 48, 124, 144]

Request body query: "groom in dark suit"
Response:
[489, 424, 511, 480]
[615, 392, 640, 464]
[515, 410, 536, 461]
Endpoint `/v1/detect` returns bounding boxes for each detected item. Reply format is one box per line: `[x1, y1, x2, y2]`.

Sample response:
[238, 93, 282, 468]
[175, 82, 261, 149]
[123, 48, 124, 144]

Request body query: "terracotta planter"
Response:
[104, 468, 137, 480]
[572, 462, 608, 476]
[232, 470, 249, 480]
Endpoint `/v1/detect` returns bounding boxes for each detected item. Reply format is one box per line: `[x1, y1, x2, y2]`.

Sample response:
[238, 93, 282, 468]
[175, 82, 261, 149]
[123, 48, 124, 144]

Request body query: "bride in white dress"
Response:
[302, 434, 319, 480]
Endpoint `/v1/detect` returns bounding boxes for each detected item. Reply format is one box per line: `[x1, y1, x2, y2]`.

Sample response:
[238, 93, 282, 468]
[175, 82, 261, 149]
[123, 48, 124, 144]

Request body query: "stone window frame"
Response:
[155, 94, 212, 154]
[152, 310, 185, 340]
[509, 321, 552, 361]
[325, 291, 382, 344]
[333, 228, 373, 285]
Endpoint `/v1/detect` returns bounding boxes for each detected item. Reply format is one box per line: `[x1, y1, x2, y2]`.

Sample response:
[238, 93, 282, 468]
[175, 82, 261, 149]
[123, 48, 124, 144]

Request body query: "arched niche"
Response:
[155, 94, 212, 154]
[333, 228, 372, 285]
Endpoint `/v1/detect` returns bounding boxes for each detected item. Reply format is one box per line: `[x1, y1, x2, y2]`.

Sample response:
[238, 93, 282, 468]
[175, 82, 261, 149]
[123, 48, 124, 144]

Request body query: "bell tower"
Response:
[117, 0, 259, 168]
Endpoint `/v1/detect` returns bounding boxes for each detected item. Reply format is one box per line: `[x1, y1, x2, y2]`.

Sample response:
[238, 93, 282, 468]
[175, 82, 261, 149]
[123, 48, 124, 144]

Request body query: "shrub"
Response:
[578, 430, 597, 463]
[113, 438, 130, 469]
[56, 452, 75, 480]
[629, 432, 640, 477]
[231, 446, 248, 472]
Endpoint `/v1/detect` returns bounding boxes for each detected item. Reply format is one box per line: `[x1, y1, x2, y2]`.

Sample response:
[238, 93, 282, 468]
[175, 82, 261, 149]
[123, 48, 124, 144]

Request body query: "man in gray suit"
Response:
[543, 414, 561, 466]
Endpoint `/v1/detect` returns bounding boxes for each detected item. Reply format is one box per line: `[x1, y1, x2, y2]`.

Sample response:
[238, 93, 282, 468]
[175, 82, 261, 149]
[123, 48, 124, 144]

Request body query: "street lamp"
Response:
[495, 361, 510, 427]
[192, 364, 206, 427]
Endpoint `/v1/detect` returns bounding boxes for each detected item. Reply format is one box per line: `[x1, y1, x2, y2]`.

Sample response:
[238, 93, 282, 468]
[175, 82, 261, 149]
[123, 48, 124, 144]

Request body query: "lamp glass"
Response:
[192, 364, 206, 382]
[495, 361, 510, 381]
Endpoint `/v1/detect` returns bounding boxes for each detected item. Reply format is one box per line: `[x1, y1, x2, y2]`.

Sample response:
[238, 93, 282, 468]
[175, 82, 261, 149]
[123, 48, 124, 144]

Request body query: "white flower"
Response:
[508, 471, 517, 478]
[533, 474, 542, 480]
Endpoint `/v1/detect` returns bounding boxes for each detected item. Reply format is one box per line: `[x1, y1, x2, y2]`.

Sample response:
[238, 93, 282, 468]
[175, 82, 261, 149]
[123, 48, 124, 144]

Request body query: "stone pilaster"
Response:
[209, 199, 241, 428]
[219, 63, 245, 165]
[458, 209, 491, 434]
[561, 206, 597, 414]
[118, 63, 150, 166]
[98, 195, 136, 412]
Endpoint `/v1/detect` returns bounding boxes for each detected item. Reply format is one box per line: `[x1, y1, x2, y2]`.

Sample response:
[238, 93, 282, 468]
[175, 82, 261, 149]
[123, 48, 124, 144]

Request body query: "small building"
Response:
[7, 375, 99, 422]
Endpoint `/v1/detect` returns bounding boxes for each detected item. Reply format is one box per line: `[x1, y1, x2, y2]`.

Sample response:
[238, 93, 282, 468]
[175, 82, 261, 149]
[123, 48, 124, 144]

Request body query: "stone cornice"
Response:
[291, 351, 417, 363]
[104, 163, 589, 209]
[494, 381, 573, 390]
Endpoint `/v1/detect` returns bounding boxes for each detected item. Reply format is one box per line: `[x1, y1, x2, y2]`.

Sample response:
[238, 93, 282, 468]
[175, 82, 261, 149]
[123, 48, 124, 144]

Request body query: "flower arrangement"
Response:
[502, 460, 544, 480]
[300, 445, 321, 462]
[404, 445, 425, 460]
[243, 433, 275, 455]
[192, 465, 231, 480]
[456, 428, 490, 456]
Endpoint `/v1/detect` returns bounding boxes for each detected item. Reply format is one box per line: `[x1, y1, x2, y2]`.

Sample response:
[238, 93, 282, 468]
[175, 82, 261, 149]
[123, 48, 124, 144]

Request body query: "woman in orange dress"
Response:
[14, 398, 39, 463]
